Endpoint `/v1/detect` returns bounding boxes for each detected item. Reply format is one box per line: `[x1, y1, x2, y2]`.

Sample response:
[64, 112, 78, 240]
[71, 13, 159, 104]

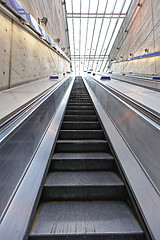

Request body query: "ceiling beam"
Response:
[83, 0, 91, 72]
[86, 0, 100, 70]
[67, 13, 126, 19]
[95, 0, 118, 72]
[91, 0, 109, 70]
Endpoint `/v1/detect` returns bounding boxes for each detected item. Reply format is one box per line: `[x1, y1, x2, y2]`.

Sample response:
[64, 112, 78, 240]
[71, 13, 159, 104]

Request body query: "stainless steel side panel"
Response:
[84, 76, 160, 193]
[0, 78, 74, 240]
[84, 77, 160, 240]
[0, 77, 73, 224]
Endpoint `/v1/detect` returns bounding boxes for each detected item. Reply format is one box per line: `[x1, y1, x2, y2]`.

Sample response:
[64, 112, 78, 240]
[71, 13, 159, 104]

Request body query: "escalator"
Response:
[29, 76, 145, 239]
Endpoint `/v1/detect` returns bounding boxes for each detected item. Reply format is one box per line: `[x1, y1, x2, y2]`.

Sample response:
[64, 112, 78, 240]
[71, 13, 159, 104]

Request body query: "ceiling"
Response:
[65, 0, 133, 74]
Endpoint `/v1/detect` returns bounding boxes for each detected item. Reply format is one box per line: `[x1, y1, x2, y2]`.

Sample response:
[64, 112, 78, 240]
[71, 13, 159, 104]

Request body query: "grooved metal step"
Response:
[70, 93, 89, 95]
[67, 106, 94, 110]
[64, 115, 98, 121]
[61, 122, 101, 130]
[69, 99, 90, 101]
[69, 99, 91, 102]
[70, 96, 89, 99]
[67, 103, 93, 106]
[42, 171, 126, 201]
[68, 99, 91, 102]
[70, 94, 89, 97]
[29, 201, 144, 240]
[55, 140, 109, 153]
[58, 130, 105, 140]
[70, 91, 88, 93]
[51, 152, 115, 171]
[71, 91, 88, 94]
[65, 110, 96, 115]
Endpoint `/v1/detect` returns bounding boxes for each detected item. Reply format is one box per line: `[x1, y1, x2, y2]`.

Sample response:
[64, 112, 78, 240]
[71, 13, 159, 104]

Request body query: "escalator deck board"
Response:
[30, 201, 144, 239]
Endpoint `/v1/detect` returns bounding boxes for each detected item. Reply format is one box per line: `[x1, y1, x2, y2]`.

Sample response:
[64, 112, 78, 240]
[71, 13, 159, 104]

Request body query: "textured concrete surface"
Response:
[0, 12, 12, 90]
[0, 4, 70, 90]
[109, 0, 160, 75]
[18, 0, 67, 51]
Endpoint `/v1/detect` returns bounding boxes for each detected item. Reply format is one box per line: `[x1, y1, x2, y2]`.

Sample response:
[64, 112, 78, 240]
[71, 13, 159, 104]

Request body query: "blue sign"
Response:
[152, 76, 160, 80]
[100, 76, 111, 80]
[112, 51, 160, 63]
[50, 76, 59, 80]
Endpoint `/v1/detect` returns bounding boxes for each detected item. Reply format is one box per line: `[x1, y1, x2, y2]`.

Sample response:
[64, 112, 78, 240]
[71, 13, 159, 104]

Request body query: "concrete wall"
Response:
[18, 0, 68, 51]
[0, 3, 70, 90]
[109, 0, 160, 75]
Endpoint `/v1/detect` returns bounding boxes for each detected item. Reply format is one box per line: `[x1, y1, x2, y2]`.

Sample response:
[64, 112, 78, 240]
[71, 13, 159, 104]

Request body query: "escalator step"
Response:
[65, 110, 96, 115]
[67, 106, 94, 110]
[70, 91, 88, 93]
[70, 94, 89, 97]
[61, 122, 101, 130]
[67, 103, 93, 106]
[55, 140, 109, 152]
[51, 152, 115, 171]
[58, 130, 105, 140]
[69, 99, 91, 102]
[42, 171, 126, 201]
[68, 98, 92, 104]
[29, 201, 144, 240]
[69, 99, 91, 101]
[69, 96, 89, 99]
[64, 115, 98, 121]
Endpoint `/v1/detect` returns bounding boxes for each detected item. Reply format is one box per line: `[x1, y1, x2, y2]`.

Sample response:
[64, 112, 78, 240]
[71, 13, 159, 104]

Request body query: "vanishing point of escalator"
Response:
[29, 77, 145, 239]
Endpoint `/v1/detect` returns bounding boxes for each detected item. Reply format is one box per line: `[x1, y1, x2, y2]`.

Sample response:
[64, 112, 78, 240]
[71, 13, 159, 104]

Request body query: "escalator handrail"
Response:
[85, 75, 160, 126]
[96, 73, 160, 92]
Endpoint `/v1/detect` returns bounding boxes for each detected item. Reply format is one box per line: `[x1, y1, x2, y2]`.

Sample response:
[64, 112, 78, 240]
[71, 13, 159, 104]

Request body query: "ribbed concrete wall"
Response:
[0, 2, 70, 90]
[109, 0, 160, 75]
[18, 0, 68, 51]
